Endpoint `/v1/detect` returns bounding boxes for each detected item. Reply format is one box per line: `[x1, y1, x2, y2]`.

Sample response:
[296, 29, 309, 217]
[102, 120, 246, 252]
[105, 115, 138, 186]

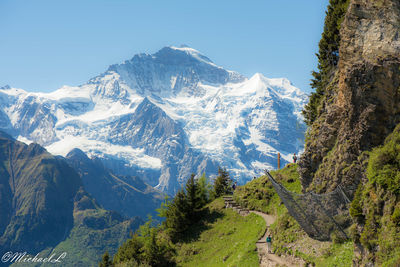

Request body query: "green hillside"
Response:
[111, 198, 265, 267]
[174, 198, 265, 267]
[0, 132, 143, 267]
[110, 164, 354, 267]
[110, 172, 265, 267]
[234, 164, 353, 266]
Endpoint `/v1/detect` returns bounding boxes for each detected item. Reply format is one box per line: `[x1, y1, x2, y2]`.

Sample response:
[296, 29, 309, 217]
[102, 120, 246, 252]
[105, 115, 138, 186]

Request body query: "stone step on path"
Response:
[223, 196, 250, 216]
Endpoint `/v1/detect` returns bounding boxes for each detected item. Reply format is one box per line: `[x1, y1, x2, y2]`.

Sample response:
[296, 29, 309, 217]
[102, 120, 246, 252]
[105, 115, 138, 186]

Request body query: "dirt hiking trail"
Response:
[251, 211, 302, 267]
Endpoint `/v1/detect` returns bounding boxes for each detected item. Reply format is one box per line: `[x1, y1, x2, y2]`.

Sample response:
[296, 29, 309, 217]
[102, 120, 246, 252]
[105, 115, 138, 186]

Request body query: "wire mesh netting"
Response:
[265, 170, 352, 241]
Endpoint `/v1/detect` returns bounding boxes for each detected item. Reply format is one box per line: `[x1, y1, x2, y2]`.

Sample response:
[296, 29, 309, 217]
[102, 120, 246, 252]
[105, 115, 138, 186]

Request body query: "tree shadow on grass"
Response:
[179, 207, 224, 243]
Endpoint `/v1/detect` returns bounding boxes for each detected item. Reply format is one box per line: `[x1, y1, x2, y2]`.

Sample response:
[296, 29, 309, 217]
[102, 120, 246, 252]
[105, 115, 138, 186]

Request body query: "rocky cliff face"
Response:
[105, 97, 216, 193]
[299, 0, 400, 194]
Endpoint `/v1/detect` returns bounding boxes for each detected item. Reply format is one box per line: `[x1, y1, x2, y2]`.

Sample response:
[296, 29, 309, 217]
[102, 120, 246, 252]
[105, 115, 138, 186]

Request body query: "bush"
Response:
[353, 124, 400, 264]
[330, 231, 347, 244]
[359, 207, 379, 251]
[391, 205, 400, 225]
[99, 251, 112, 267]
[367, 127, 400, 195]
[349, 183, 365, 223]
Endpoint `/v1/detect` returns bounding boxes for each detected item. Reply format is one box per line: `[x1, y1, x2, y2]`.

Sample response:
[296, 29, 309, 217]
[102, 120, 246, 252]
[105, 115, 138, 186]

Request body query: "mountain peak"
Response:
[0, 46, 306, 194]
[103, 46, 245, 97]
[247, 73, 305, 101]
[66, 148, 90, 161]
[250, 72, 266, 81]
[250, 73, 292, 86]
[178, 44, 190, 48]
[153, 46, 215, 67]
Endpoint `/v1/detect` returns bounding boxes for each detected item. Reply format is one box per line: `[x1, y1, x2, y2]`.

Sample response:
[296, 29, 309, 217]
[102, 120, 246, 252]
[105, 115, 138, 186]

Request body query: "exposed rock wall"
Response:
[299, 0, 400, 193]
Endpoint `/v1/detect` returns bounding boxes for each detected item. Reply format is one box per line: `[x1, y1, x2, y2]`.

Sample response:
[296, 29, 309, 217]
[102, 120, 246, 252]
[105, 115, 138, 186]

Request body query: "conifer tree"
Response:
[112, 217, 174, 266]
[112, 233, 142, 264]
[196, 173, 212, 207]
[142, 228, 168, 266]
[99, 251, 113, 267]
[164, 189, 190, 242]
[156, 195, 171, 219]
[302, 0, 350, 125]
[185, 173, 200, 219]
[213, 167, 232, 198]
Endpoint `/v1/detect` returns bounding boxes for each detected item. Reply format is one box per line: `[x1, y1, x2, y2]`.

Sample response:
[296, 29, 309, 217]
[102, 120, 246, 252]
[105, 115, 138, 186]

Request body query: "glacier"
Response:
[0, 45, 307, 194]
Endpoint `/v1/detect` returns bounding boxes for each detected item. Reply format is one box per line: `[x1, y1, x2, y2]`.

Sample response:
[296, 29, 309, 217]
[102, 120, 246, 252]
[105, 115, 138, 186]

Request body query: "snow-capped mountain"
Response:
[0, 46, 307, 194]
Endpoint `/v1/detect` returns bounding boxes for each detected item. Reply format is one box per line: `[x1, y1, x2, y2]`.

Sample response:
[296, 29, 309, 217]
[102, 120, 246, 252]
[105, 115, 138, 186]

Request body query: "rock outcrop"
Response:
[299, 0, 400, 194]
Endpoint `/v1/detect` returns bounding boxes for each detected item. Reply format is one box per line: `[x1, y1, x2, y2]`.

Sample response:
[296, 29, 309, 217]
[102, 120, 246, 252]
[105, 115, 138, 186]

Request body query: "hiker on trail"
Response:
[293, 153, 297, 163]
[266, 234, 272, 253]
[232, 181, 237, 191]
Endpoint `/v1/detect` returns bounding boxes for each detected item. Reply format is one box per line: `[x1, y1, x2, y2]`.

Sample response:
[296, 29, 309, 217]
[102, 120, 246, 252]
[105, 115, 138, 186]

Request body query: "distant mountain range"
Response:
[65, 147, 164, 219]
[0, 45, 307, 194]
[0, 132, 143, 266]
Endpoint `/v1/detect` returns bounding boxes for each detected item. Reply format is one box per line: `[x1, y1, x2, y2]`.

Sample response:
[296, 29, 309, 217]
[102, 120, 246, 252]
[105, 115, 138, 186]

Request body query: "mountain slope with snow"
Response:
[0, 46, 307, 194]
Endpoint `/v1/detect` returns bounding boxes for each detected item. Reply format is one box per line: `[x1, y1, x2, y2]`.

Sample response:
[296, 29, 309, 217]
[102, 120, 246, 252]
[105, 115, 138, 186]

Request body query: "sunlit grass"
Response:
[174, 198, 265, 267]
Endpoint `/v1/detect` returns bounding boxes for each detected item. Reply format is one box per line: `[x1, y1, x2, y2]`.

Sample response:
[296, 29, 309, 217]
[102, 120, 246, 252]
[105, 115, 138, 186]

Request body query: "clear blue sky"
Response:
[0, 0, 329, 93]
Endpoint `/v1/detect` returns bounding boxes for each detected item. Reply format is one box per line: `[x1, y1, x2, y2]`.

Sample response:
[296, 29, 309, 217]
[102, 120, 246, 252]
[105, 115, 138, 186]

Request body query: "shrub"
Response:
[349, 183, 365, 223]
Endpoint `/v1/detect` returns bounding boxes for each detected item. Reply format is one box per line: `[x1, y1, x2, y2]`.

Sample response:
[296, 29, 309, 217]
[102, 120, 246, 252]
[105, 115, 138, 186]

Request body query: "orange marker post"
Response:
[277, 152, 281, 169]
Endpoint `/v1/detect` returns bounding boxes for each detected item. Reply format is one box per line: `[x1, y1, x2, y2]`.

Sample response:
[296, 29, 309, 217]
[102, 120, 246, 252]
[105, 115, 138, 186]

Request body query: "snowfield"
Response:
[0, 46, 307, 193]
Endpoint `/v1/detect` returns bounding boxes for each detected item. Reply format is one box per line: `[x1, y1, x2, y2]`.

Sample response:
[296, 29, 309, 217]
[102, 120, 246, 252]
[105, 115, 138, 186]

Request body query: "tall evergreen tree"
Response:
[112, 233, 142, 264]
[141, 227, 172, 267]
[302, 0, 350, 125]
[164, 189, 190, 242]
[196, 173, 212, 207]
[186, 173, 200, 219]
[213, 167, 232, 198]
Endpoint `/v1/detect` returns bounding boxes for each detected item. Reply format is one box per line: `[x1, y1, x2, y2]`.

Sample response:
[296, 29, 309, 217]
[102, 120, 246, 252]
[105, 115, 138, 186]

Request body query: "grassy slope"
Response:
[234, 164, 353, 266]
[234, 164, 302, 215]
[174, 198, 265, 267]
[350, 124, 400, 266]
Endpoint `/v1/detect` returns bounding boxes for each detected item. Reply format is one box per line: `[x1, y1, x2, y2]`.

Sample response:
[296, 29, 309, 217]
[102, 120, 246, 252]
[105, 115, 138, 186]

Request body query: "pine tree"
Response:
[164, 189, 190, 242]
[156, 195, 171, 219]
[99, 251, 113, 267]
[302, 0, 350, 125]
[112, 233, 142, 264]
[142, 228, 162, 266]
[196, 173, 212, 207]
[185, 173, 200, 220]
[213, 167, 232, 198]
[112, 217, 174, 266]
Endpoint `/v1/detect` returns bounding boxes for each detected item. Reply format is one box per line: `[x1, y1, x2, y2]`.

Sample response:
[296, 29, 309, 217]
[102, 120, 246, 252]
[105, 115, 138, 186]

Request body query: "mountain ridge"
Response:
[0, 132, 143, 267]
[65, 147, 165, 219]
[0, 46, 307, 194]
